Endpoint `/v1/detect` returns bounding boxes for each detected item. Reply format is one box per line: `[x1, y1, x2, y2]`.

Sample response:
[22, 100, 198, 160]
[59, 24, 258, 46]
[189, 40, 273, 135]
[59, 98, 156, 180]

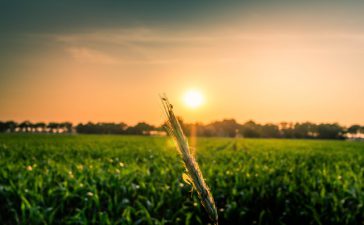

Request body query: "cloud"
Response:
[58, 28, 364, 66]
[65, 47, 118, 64]
[54, 27, 364, 44]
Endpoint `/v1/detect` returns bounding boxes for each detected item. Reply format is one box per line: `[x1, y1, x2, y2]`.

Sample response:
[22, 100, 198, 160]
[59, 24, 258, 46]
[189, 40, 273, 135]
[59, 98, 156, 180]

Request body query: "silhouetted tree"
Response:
[241, 120, 261, 138]
[279, 122, 294, 138]
[317, 123, 344, 139]
[125, 122, 155, 135]
[206, 119, 239, 137]
[63, 122, 73, 133]
[0, 122, 6, 132]
[19, 121, 31, 132]
[293, 122, 317, 138]
[261, 124, 280, 138]
[348, 125, 361, 134]
[76, 122, 127, 134]
[35, 122, 46, 133]
[6, 121, 17, 132]
[47, 122, 59, 133]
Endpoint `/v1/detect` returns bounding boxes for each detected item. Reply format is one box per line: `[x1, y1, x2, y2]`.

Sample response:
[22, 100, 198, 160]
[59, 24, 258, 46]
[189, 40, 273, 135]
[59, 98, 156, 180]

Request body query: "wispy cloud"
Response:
[54, 27, 364, 44]
[55, 27, 364, 66]
[65, 47, 118, 64]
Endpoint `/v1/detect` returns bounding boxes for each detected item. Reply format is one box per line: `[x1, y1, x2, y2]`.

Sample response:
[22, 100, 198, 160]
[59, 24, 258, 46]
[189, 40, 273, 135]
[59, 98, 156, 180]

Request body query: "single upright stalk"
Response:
[161, 95, 218, 225]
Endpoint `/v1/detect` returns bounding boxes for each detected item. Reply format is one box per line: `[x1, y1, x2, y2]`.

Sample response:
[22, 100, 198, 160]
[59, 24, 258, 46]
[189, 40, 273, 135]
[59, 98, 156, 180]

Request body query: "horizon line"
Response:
[1, 119, 363, 128]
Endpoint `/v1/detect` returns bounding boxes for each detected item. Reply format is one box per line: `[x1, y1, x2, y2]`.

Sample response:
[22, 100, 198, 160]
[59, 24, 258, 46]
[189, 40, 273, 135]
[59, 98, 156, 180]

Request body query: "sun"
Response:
[183, 90, 204, 109]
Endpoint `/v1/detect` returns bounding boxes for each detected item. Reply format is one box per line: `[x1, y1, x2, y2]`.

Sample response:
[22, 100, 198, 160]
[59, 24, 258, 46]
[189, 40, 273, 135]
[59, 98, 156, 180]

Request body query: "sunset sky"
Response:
[1, 1, 364, 126]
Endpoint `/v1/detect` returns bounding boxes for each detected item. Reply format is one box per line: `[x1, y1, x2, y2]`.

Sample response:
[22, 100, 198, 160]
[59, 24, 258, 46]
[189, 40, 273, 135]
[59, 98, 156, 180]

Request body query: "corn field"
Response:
[0, 134, 363, 224]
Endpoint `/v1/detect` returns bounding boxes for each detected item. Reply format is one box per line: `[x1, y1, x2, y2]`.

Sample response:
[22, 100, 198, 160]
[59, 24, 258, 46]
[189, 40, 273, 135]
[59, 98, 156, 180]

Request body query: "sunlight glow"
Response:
[183, 90, 204, 109]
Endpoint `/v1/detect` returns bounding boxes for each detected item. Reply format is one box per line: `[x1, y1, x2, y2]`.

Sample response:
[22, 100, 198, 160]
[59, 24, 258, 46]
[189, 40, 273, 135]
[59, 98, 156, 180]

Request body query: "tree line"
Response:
[0, 121, 73, 134]
[0, 121, 157, 135]
[0, 119, 363, 139]
[179, 119, 364, 139]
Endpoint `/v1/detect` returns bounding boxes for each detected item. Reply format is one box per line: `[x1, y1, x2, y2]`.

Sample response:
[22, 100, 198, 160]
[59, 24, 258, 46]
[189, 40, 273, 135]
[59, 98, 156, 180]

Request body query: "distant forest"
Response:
[1, 119, 363, 140]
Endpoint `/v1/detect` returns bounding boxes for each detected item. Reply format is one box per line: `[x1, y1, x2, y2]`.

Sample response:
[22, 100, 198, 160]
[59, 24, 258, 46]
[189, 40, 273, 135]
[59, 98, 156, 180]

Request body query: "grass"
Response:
[0, 134, 364, 224]
[161, 96, 218, 224]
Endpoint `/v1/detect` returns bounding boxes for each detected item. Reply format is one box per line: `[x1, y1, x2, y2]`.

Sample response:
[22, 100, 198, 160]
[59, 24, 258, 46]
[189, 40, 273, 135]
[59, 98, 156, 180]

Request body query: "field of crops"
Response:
[0, 134, 363, 225]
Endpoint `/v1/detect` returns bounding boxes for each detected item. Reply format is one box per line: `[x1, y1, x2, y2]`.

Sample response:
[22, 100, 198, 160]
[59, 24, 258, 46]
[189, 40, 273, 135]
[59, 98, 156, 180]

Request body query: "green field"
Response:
[0, 134, 363, 225]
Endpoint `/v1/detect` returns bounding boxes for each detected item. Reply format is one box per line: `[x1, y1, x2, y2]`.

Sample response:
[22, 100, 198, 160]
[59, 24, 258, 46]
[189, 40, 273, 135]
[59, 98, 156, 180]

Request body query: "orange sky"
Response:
[1, 1, 364, 126]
